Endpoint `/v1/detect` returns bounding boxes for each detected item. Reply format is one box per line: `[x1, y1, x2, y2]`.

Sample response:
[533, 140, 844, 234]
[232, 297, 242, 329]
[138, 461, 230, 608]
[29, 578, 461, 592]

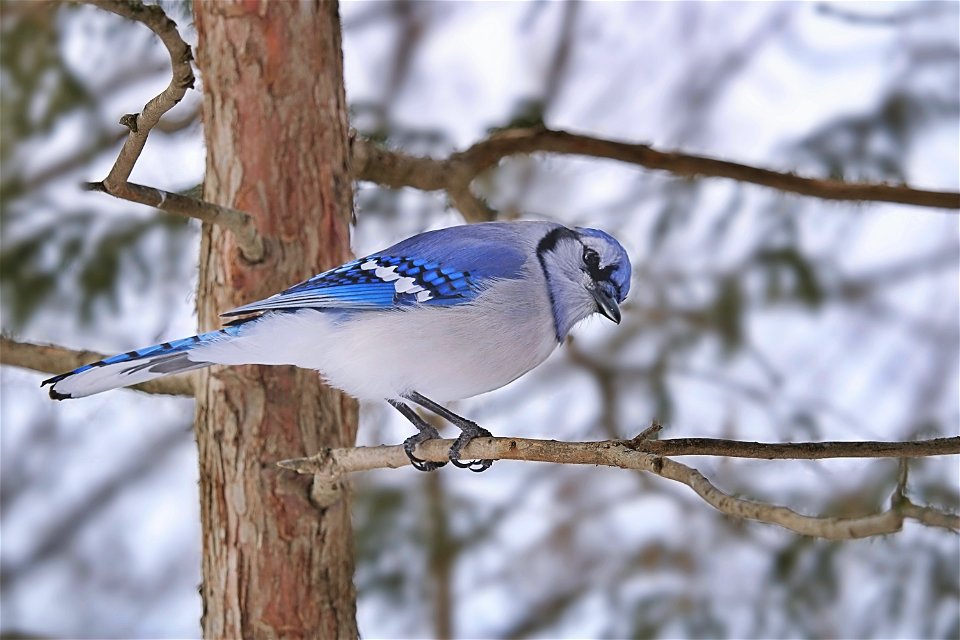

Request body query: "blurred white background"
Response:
[1, 2, 957, 638]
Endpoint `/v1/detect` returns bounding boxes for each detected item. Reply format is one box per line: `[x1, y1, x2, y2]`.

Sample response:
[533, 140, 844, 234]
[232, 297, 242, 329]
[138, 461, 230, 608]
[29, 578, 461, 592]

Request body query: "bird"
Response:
[43, 221, 632, 472]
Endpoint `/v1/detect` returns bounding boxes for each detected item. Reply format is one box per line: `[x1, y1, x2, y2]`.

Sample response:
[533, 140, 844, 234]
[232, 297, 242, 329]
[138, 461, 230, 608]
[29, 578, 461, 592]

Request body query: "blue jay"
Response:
[43, 221, 631, 472]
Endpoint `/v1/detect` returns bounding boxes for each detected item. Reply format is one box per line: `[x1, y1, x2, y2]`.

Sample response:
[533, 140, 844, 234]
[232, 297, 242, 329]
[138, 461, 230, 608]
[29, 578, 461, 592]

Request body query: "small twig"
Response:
[891, 458, 910, 507]
[83, 0, 195, 186]
[0, 336, 194, 397]
[631, 419, 664, 443]
[80, 0, 264, 262]
[279, 435, 960, 540]
[352, 128, 960, 214]
[82, 181, 261, 254]
[882, 459, 955, 529]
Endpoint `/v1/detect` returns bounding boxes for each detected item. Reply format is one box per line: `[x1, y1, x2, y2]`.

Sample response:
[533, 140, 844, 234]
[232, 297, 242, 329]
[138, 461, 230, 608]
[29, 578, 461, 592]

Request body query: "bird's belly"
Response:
[313, 307, 558, 401]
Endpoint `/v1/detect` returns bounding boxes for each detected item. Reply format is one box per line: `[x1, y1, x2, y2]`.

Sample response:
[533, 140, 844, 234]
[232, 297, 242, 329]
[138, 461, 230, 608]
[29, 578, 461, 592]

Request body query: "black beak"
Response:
[591, 287, 621, 324]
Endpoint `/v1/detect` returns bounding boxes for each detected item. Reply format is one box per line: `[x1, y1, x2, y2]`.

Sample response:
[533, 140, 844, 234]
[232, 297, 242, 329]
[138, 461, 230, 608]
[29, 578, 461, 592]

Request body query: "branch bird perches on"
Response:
[280, 429, 960, 541]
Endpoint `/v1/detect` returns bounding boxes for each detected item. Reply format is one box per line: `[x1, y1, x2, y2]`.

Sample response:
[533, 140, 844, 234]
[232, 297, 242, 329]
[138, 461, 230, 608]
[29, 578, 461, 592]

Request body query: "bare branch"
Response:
[352, 128, 960, 214]
[82, 0, 193, 186]
[280, 435, 959, 472]
[351, 135, 448, 190]
[656, 453, 957, 540]
[351, 136, 492, 223]
[279, 435, 960, 540]
[80, 0, 264, 262]
[82, 180, 261, 253]
[622, 435, 960, 459]
[0, 336, 194, 397]
[900, 501, 960, 530]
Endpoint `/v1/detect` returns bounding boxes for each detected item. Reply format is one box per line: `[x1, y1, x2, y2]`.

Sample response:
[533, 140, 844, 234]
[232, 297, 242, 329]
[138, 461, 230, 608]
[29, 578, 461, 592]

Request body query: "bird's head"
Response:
[536, 225, 632, 340]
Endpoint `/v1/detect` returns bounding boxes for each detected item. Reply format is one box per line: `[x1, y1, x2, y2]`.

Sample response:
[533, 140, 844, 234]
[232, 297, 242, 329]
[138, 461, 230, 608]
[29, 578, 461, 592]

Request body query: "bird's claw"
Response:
[403, 429, 447, 472]
[448, 426, 494, 472]
[408, 455, 447, 472]
[450, 457, 492, 472]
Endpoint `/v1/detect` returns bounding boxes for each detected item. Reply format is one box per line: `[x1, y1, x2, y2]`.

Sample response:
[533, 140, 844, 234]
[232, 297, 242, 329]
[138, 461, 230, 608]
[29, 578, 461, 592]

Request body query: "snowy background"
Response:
[2, 2, 958, 638]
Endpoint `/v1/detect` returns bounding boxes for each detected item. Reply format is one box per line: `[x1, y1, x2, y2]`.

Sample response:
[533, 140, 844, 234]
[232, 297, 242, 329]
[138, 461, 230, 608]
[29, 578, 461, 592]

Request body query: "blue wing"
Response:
[222, 223, 531, 316]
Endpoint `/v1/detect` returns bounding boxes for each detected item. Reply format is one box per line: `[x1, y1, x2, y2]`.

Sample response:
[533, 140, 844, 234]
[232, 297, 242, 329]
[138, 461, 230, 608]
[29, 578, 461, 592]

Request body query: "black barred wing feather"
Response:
[221, 256, 479, 317]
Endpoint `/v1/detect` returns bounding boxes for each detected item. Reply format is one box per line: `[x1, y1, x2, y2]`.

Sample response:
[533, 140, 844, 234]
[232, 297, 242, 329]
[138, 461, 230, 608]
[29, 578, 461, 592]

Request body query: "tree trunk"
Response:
[192, 1, 358, 637]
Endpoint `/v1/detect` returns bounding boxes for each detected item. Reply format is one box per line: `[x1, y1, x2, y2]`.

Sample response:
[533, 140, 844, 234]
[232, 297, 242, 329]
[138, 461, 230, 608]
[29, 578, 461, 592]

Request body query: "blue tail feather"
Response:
[42, 325, 245, 400]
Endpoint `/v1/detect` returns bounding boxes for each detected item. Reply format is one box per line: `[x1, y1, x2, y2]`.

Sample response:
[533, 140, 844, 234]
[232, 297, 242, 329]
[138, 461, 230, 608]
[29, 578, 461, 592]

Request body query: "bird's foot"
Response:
[449, 423, 494, 473]
[402, 426, 447, 472]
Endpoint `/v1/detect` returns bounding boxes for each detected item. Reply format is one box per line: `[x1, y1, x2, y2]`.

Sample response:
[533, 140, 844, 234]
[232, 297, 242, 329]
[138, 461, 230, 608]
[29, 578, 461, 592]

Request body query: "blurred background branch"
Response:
[353, 127, 960, 214]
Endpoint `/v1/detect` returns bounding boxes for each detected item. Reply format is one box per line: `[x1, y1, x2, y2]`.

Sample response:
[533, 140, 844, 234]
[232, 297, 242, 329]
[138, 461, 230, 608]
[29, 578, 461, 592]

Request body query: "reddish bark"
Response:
[192, 1, 358, 637]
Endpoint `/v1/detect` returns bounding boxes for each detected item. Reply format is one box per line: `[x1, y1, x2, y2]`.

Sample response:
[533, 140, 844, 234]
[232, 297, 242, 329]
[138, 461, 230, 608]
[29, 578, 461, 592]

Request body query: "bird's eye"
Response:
[583, 248, 600, 271]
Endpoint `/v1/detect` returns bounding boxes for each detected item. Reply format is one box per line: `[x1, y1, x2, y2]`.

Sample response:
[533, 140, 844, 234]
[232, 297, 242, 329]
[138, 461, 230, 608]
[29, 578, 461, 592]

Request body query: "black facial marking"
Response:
[536, 225, 625, 338]
[536, 226, 578, 257]
[581, 245, 617, 291]
[536, 227, 579, 343]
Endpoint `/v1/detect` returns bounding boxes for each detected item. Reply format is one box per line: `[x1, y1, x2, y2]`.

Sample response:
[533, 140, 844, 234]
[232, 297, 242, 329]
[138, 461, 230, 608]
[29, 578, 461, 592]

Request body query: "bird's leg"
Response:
[388, 399, 447, 472]
[405, 392, 493, 472]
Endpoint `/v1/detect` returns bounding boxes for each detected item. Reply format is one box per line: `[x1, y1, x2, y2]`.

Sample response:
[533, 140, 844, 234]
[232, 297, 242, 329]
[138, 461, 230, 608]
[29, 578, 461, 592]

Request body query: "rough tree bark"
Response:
[192, 2, 358, 637]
